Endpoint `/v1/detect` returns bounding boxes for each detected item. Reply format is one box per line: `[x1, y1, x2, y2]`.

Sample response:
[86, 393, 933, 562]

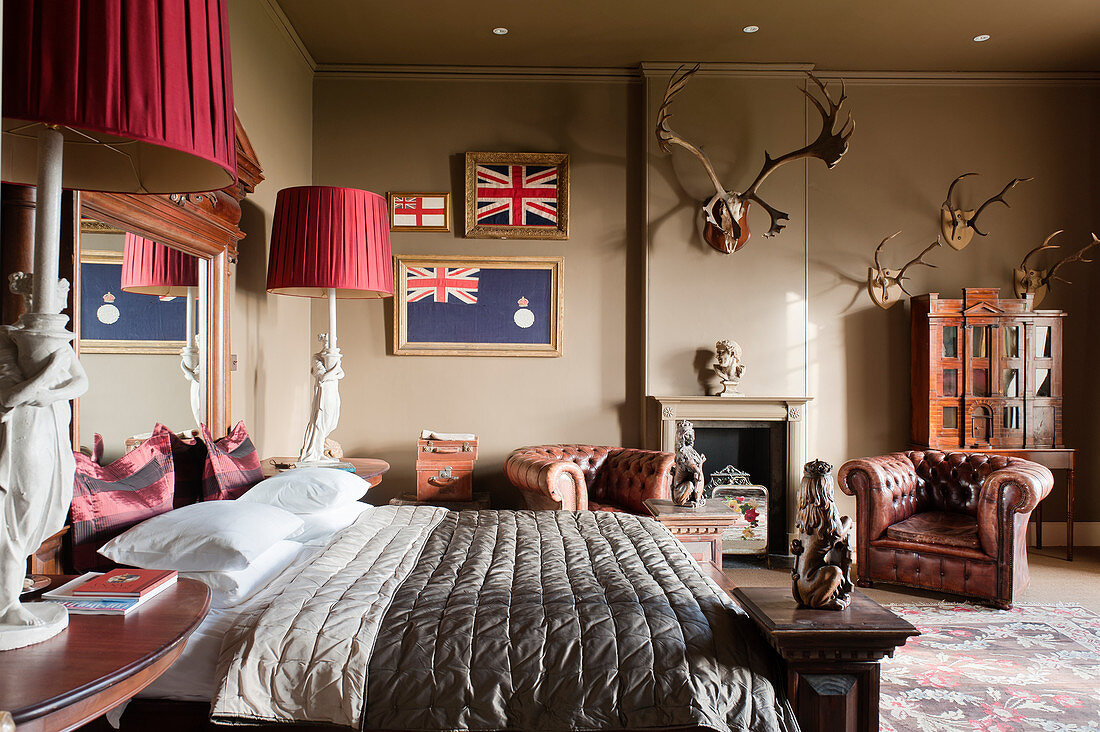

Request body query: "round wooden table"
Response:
[1, 577, 210, 732]
[261, 457, 390, 488]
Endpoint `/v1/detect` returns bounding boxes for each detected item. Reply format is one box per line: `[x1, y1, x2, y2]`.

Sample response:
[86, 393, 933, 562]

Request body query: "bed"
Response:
[68, 492, 798, 731]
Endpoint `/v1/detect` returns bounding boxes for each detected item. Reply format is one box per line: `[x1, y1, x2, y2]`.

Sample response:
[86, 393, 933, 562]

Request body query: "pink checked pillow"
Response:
[165, 427, 207, 508]
[200, 421, 263, 501]
[71, 425, 175, 572]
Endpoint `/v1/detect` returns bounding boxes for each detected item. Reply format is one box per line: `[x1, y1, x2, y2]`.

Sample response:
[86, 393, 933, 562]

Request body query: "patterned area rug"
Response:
[880, 603, 1100, 731]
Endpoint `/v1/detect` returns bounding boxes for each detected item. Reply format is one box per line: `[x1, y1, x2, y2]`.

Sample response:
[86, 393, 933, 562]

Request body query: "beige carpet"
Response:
[722, 546, 1100, 612]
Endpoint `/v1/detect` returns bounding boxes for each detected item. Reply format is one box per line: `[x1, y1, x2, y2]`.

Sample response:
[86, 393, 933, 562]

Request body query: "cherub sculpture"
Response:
[0, 277, 88, 645]
[180, 335, 203, 429]
[712, 339, 745, 396]
[672, 420, 706, 507]
[298, 333, 345, 464]
[790, 459, 853, 610]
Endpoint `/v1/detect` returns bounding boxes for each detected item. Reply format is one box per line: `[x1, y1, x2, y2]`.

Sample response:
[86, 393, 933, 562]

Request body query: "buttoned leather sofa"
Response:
[838, 450, 1053, 609]
[505, 444, 675, 514]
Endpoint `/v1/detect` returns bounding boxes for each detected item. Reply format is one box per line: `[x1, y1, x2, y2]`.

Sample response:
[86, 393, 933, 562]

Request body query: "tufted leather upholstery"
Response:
[505, 444, 674, 515]
[838, 451, 1053, 609]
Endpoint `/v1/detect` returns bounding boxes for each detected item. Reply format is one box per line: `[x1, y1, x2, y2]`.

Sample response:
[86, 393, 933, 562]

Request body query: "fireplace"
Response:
[650, 395, 812, 558]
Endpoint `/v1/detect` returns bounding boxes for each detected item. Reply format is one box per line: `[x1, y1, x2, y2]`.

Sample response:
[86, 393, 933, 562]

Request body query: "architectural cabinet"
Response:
[911, 288, 1064, 450]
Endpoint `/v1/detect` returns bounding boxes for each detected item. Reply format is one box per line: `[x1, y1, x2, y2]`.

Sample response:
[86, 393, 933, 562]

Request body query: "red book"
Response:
[73, 568, 178, 597]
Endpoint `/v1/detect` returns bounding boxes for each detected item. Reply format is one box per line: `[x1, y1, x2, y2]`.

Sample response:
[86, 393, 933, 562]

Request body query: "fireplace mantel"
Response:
[650, 395, 813, 550]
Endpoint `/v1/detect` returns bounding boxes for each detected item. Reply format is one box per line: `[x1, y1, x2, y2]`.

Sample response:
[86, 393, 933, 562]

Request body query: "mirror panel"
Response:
[72, 115, 265, 445]
[76, 220, 206, 460]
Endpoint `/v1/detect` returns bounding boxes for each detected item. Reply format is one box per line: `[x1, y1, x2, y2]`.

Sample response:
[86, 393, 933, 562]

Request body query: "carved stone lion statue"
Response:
[791, 459, 854, 610]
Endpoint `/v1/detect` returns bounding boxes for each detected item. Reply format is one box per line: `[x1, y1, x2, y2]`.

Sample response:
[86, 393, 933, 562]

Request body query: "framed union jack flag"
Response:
[387, 191, 450, 233]
[394, 255, 563, 356]
[463, 152, 569, 240]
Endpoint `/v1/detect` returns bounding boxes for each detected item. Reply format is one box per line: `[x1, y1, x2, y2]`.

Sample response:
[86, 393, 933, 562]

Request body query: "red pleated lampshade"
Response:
[266, 186, 394, 299]
[1, 0, 236, 194]
[121, 234, 198, 297]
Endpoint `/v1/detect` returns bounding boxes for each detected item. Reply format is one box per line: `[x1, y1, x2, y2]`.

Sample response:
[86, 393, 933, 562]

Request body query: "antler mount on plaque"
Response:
[655, 65, 854, 254]
[1014, 230, 1099, 305]
[867, 232, 942, 309]
[940, 172, 1032, 250]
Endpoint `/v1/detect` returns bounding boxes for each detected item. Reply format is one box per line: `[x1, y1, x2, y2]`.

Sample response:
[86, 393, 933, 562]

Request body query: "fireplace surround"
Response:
[650, 395, 812, 556]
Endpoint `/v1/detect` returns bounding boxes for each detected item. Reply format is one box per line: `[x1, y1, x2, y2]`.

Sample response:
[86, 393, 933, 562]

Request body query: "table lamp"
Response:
[266, 186, 393, 467]
[0, 0, 235, 649]
[122, 234, 204, 429]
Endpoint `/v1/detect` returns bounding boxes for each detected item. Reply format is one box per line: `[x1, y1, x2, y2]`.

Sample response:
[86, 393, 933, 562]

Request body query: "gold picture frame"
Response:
[464, 152, 569, 240]
[78, 249, 187, 355]
[387, 191, 451, 233]
[394, 254, 563, 357]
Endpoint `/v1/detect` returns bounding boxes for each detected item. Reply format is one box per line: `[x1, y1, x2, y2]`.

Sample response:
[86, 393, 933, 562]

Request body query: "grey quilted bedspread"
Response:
[212, 507, 796, 732]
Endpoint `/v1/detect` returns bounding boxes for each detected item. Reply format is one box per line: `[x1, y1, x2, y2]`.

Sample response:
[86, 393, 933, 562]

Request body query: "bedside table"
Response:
[1, 576, 210, 731]
[644, 497, 740, 570]
[389, 490, 491, 511]
[261, 457, 390, 489]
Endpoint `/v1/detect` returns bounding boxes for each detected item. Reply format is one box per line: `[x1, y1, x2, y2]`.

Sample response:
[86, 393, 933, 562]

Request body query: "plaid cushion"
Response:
[164, 426, 207, 508]
[71, 426, 175, 572]
[200, 421, 263, 501]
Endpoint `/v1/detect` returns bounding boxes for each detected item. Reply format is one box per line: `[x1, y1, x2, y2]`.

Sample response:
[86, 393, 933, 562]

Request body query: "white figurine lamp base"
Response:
[297, 290, 346, 465]
[0, 602, 67, 651]
[264, 186, 394, 468]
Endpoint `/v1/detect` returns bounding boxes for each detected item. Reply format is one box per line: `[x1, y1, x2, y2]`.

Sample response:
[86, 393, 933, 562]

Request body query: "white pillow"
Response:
[98, 501, 303, 571]
[238, 467, 369, 514]
[181, 540, 304, 608]
[289, 502, 373, 545]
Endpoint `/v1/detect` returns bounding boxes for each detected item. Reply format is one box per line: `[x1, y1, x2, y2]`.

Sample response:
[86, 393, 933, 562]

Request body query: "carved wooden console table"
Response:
[732, 586, 917, 732]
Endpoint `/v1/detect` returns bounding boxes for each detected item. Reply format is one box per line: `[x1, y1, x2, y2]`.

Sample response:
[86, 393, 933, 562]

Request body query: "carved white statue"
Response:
[298, 333, 345, 464]
[0, 278, 88, 650]
[712, 339, 745, 396]
[180, 337, 203, 430]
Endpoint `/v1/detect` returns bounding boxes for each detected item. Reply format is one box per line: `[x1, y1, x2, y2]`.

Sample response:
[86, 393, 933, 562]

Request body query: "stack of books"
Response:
[44, 568, 177, 615]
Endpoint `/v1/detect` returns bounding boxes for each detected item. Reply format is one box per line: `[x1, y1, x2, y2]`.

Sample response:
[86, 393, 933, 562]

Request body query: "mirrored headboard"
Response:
[75, 115, 263, 443]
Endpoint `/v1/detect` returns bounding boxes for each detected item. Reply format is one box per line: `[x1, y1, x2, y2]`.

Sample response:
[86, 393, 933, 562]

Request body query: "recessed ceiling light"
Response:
[743, 25, 760, 33]
[972, 34, 991, 42]
[492, 27, 508, 35]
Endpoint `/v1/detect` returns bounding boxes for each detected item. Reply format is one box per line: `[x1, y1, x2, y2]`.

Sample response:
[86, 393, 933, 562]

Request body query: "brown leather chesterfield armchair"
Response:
[838, 450, 1052, 609]
[505, 445, 674, 514]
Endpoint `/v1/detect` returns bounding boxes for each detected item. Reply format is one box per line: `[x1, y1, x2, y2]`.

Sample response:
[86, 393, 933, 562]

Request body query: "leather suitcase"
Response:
[416, 464, 474, 501]
[415, 436, 478, 501]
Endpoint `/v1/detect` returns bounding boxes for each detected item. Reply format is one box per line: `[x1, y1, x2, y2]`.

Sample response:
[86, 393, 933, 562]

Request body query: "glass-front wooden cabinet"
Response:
[911, 288, 1064, 450]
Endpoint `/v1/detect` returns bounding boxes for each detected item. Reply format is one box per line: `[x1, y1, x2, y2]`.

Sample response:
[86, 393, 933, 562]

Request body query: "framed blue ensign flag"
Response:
[394, 255, 563, 357]
[79, 250, 187, 354]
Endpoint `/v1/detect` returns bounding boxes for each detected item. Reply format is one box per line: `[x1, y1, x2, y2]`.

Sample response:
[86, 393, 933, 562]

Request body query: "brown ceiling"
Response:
[273, 0, 1100, 72]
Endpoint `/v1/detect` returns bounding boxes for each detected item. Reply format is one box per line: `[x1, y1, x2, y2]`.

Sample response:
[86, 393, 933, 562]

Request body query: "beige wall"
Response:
[646, 71, 1100, 525]
[80, 354, 194, 462]
[227, 0, 314, 455]
[311, 76, 642, 503]
[237, 51, 1099, 527]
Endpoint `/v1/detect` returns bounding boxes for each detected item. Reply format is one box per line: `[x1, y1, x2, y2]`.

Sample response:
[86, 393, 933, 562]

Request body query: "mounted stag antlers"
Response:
[656, 65, 854, 254]
[1013, 230, 1099, 305]
[940, 173, 1032, 250]
[867, 232, 942, 309]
